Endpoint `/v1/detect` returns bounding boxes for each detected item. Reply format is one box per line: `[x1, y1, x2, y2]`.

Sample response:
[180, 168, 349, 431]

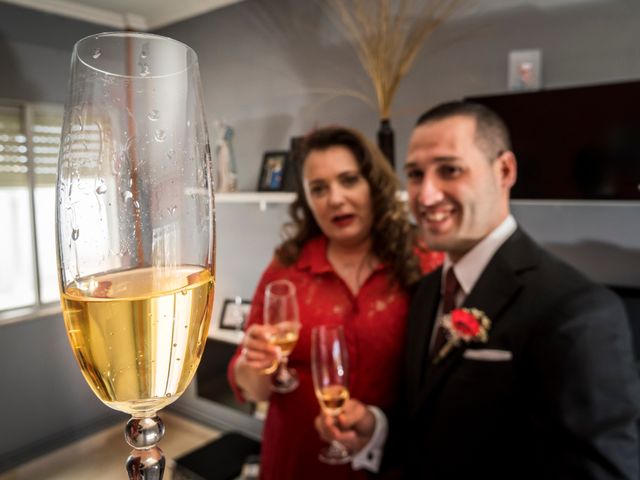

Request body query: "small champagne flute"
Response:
[56, 32, 215, 479]
[263, 279, 300, 393]
[311, 325, 352, 465]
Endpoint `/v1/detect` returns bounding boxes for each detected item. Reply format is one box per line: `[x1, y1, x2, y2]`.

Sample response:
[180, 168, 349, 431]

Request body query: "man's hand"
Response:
[314, 398, 376, 454]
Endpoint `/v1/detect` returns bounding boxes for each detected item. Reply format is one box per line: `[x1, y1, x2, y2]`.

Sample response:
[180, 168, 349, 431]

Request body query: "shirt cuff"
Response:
[351, 405, 388, 472]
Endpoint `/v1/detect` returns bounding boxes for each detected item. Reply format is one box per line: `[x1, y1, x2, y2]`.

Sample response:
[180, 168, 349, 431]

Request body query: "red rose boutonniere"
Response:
[433, 308, 491, 365]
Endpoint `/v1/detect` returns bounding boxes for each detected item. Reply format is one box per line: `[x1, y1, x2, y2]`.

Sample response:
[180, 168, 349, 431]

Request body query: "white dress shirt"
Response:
[352, 215, 518, 472]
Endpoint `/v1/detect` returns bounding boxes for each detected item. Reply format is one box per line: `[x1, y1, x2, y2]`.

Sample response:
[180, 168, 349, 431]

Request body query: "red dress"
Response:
[227, 236, 442, 480]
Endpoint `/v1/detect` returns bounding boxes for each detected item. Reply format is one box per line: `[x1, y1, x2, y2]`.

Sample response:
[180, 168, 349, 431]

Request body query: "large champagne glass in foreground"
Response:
[56, 32, 215, 479]
[264, 279, 300, 393]
[311, 325, 352, 464]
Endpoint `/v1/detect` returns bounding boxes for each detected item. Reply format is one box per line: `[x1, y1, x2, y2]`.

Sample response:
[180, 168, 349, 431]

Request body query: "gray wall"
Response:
[156, 0, 640, 188]
[0, 311, 123, 471]
[0, 3, 108, 103]
[155, 0, 640, 286]
[1, 0, 639, 470]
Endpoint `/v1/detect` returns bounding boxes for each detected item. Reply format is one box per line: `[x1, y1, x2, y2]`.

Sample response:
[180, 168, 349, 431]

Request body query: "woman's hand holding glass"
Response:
[238, 279, 300, 396]
[240, 324, 280, 374]
[263, 279, 301, 393]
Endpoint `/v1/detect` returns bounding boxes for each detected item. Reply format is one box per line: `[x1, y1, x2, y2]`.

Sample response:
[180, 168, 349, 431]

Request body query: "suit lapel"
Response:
[411, 229, 539, 417]
[406, 270, 442, 408]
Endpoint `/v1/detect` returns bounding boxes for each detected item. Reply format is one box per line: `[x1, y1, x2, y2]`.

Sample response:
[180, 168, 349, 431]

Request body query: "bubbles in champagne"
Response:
[72, 228, 80, 241]
[148, 110, 160, 121]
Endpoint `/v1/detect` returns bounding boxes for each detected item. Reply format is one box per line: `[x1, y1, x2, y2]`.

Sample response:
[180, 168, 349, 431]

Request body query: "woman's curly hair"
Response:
[275, 125, 422, 290]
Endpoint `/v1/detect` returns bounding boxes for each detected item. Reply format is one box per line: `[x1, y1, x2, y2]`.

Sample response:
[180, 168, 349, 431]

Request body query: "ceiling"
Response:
[0, 0, 609, 32]
[0, 0, 245, 30]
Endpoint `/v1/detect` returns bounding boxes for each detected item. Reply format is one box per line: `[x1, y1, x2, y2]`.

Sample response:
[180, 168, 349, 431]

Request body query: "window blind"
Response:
[0, 105, 27, 187]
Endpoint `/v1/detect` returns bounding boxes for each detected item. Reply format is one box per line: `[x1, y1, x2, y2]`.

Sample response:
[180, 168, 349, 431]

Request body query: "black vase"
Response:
[377, 118, 395, 168]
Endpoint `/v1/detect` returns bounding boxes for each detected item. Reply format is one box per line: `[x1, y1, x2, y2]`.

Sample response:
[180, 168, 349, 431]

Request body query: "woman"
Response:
[228, 126, 442, 479]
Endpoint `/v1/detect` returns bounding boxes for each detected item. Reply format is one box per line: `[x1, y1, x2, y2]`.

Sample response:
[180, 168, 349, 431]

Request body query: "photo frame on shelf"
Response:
[219, 297, 251, 331]
[257, 150, 289, 191]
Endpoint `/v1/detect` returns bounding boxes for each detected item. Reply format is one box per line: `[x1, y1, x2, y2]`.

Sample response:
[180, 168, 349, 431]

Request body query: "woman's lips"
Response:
[331, 213, 355, 227]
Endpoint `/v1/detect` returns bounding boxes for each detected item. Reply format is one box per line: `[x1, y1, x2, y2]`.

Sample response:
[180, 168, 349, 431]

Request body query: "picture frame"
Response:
[219, 297, 251, 331]
[257, 150, 289, 191]
[508, 49, 542, 91]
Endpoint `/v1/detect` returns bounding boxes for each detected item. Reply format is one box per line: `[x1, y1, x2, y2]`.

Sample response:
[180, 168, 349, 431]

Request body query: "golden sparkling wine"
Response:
[317, 384, 350, 416]
[268, 321, 300, 356]
[61, 266, 214, 415]
[261, 360, 279, 376]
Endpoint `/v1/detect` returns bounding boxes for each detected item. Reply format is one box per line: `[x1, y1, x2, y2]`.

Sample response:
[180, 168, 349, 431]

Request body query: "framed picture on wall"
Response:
[508, 49, 542, 91]
[257, 150, 289, 191]
[219, 297, 251, 331]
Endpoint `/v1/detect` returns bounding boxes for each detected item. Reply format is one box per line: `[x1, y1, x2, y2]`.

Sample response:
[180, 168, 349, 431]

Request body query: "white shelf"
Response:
[216, 192, 295, 204]
[214, 191, 408, 210]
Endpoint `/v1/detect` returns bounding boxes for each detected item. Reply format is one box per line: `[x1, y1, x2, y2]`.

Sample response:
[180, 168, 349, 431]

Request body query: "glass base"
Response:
[271, 367, 299, 393]
[125, 415, 166, 480]
[318, 441, 352, 465]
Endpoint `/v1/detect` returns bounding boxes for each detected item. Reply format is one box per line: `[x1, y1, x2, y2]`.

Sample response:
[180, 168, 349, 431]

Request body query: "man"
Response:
[317, 101, 640, 478]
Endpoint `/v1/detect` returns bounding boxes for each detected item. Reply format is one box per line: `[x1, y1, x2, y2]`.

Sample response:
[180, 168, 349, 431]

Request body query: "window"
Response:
[0, 101, 63, 314]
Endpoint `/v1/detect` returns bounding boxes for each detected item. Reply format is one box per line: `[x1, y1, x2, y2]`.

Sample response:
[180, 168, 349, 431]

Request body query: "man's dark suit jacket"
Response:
[388, 228, 640, 479]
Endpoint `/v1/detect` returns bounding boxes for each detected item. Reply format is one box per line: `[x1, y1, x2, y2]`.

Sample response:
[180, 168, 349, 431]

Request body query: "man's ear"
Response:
[496, 150, 517, 189]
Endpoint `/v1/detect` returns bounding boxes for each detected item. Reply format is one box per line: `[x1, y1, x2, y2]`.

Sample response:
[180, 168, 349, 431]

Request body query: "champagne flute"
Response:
[311, 325, 352, 465]
[263, 279, 300, 393]
[55, 32, 215, 480]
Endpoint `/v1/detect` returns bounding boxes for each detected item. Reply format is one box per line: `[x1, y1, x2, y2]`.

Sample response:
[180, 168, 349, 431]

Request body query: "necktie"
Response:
[430, 267, 461, 358]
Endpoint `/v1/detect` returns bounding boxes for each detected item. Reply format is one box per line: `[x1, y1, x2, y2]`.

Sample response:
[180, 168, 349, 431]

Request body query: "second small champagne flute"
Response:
[311, 325, 352, 465]
[264, 279, 300, 393]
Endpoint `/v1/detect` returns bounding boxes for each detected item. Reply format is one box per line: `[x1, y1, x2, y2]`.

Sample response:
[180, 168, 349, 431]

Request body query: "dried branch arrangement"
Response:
[329, 0, 467, 119]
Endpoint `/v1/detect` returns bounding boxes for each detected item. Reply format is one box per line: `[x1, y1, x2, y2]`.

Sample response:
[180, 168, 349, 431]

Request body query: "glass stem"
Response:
[330, 440, 348, 454]
[124, 414, 166, 480]
[277, 356, 290, 381]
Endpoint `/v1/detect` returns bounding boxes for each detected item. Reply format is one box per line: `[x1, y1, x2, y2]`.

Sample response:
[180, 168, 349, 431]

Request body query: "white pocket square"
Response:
[463, 349, 512, 361]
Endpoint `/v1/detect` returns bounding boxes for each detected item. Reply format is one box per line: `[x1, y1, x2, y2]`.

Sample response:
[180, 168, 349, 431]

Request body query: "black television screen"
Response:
[467, 81, 640, 200]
